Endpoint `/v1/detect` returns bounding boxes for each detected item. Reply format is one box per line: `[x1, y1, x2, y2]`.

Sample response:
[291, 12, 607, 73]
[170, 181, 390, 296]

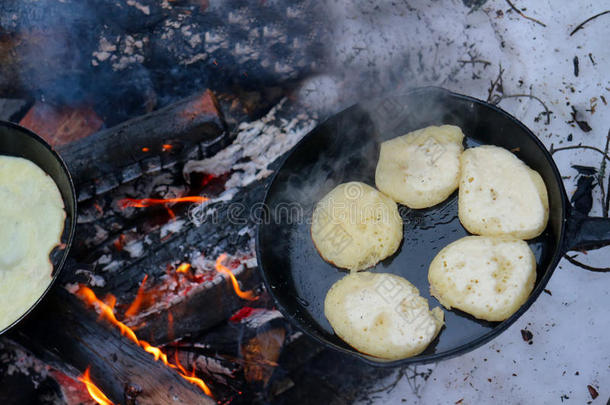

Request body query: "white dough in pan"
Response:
[325, 272, 444, 359]
[311, 182, 403, 271]
[375, 125, 464, 208]
[0, 156, 65, 331]
[428, 236, 536, 322]
[458, 145, 549, 239]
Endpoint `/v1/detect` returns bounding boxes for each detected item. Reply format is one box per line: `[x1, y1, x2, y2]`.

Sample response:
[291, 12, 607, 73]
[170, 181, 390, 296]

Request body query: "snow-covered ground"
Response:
[298, 0, 609, 403]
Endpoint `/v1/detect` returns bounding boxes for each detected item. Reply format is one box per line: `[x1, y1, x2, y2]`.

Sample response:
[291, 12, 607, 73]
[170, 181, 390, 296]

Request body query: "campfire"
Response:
[4, 0, 605, 404]
[0, 83, 325, 404]
[0, 1, 451, 401]
[76, 285, 213, 398]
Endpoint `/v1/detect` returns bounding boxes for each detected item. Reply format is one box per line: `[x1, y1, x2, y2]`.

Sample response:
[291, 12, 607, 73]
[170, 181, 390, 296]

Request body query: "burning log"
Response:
[3, 97, 317, 402]
[167, 307, 287, 401]
[0, 340, 67, 404]
[9, 288, 215, 405]
[129, 263, 262, 345]
[58, 90, 226, 201]
[65, 98, 316, 344]
[242, 327, 286, 386]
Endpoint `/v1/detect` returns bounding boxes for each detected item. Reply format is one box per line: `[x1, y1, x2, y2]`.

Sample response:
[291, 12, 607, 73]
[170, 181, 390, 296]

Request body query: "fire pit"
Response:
[1, 0, 608, 404]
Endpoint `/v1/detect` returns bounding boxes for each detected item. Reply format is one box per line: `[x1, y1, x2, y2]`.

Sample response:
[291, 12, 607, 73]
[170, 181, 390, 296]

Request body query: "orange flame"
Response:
[141, 147, 150, 152]
[76, 286, 213, 398]
[176, 263, 191, 274]
[174, 352, 211, 396]
[162, 144, 173, 151]
[119, 196, 209, 209]
[124, 274, 149, 318]
[78, 286, 139, 343]
[215, 254, 258, 301]
[78, 367, 115, 405]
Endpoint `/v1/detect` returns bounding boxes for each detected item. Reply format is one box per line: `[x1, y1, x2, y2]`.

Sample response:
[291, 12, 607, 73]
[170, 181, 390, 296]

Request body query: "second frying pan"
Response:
[256, 87, 610, 366]
[0, 121, 77, 336]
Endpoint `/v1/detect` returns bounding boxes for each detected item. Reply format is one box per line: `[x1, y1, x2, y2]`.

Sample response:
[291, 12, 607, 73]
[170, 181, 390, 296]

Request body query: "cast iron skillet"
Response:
[0, 121, 77, 335]
[257, 87, 610, 366]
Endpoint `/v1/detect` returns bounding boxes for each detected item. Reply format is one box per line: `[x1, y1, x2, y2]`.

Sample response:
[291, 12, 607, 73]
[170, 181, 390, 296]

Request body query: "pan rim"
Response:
[256, 86, 568, 366]
[0, 120, 77, 336]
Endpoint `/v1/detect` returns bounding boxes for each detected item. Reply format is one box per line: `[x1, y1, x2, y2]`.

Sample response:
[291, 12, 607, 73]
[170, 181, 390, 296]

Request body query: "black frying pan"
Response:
[0, 121, 77, 335]
[257, 87, 610, 366]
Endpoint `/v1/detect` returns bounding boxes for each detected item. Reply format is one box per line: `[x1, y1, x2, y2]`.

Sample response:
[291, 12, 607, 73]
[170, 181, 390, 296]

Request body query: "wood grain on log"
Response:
[58, 89, 226, 201]
[10, 288, 215, 405]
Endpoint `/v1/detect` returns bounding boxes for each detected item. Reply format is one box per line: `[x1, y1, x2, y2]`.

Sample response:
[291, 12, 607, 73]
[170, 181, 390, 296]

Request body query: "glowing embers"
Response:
[123, 254, 257, 318]
[75, 286, 213, 398]
[176, 263, 192, 274]
[140, 144, 173, 153]
[74, 252, 257, 402]
[119, 196, 209, 209]
[118, 195, 209, 220]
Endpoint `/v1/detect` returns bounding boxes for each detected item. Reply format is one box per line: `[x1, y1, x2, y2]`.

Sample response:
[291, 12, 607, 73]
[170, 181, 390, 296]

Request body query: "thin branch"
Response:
[600, 130, 610, 217]
[367, 368, 406, 395]
[505, 0, 547, 27]
[570, 10, 610, 36]
[501, 93, 552, 124]
[550, 144, 610, 162]
[487, 65, 504, 103]
[606, 161, 610, 218]
[564, 254, 610, 272]
[458, 59, 492, 68]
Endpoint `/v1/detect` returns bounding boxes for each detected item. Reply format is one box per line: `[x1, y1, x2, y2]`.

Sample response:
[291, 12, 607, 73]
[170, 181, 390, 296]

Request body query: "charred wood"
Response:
[8, 288, 215, 405]
[58, 90, 226, 201]
[130, 265, 263, 345]
[0, 0, 325, 121]
[169, 307, 287, 401]
[65, 99, 315, 342]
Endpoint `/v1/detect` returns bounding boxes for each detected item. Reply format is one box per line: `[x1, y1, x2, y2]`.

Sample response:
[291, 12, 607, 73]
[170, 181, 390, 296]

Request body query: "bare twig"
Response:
[501, 94, 552, 124]
[404, 366, 434, 398]
[505, 0, 547, 27]
[564, 254, 610, 272]
[366, 368, 406, 395]
[600, 130, 610, 217]
[570, 10, 610, 36]
[487, 65, 505, 103]
[550, 144, 610, 162]
[486, 66, 551, 124]
[458, 59, 492, 68]
[606, 164, 610, 217]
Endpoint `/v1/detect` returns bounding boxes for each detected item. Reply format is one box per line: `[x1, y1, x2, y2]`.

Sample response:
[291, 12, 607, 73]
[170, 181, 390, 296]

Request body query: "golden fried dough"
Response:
[311, 182, 402, 271]
[325, 272, 444, 359]
[375, 125, 464, 208]
[428, 236, 536, 322]
[458, 145, 549, 239]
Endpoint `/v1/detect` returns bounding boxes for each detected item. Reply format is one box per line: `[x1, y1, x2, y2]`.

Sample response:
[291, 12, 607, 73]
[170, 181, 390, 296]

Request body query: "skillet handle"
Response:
[564, 211, 610, 252]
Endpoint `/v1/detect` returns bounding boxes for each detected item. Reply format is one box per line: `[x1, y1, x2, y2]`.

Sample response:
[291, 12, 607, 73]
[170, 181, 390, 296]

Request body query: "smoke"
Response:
[296, 0, 501, 118]
[0, 0, 328, 124]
